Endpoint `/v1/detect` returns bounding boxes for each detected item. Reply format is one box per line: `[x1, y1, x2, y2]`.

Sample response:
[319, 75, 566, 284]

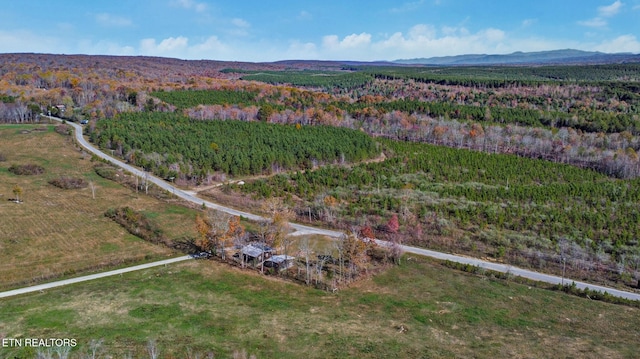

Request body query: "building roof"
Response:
[267, 255, 295, 264]
[241, 244, 274, 258]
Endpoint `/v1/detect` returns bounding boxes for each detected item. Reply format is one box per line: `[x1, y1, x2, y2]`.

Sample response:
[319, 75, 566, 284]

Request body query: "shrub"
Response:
[0, 153, 6, 162]
[105, 207, 165, 245]
[48, 176, 88, 189]
[8, 163, 45, 175]
[94, 164, 119, 181]
[54, 124, 72, 136]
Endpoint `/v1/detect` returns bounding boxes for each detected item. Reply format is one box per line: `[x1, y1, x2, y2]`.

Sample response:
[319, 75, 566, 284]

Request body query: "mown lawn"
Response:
[0, 257, 638, 359]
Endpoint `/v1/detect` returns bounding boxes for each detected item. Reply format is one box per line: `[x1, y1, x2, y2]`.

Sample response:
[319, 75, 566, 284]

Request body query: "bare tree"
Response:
[36, 348, 53, 359]
[333, 240, 344, 284]
[299, 237, 314, 285]
[87, 338, 103, 359]
[147, 339, 159, 359]
[144, 171, 150, 195]
[315, 253, 329, 285]
[54, 345, 71, 359]
[389, 233, 404, 265]
[89, 180, 97, 200]
[261, 197, 293, 257]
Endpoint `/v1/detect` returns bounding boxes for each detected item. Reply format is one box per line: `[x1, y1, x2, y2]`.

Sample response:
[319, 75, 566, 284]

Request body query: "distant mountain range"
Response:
[394, 49, 640, 66]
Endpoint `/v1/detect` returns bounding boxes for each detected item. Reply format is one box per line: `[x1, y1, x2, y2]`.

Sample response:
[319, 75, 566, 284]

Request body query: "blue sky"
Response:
[1, 0, 639, 62]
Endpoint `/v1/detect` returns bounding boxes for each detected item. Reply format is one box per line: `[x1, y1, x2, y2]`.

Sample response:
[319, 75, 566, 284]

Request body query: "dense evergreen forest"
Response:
[232, 138, 640, 285]
[158, 70, 640, 178]
[89, 112, 378, 180]
[228, 69, 374, 91]
[151, 89, 261, 110]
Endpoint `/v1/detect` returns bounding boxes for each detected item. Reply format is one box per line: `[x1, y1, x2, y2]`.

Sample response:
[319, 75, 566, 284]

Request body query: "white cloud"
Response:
[285, 40, 318, 59]
[57, 22, 75, 32]
[593, 34, 640, 53]
[598, 0, 624, 17]
[390, 0, 426, 13]
[580, 1, 624, 28]
[140, 36, 189, 55]
[297, 11, 312, 21]
[322, 33, 372, 50]
[366, 26, 508, 60]
[231, 18, 250, 28]
[227, 18, 251, 37]
[172, 0, 207, 13]
[578, 17, 607, 28]
[136, 35, 246, 60]
[95, 13, 132, 27]
[186, 36, 233, 59]
[410, 24, 437, 39]
[77, 40, 135, 56]
[0, 30, 64, 53]
[71, 27, 638, 62]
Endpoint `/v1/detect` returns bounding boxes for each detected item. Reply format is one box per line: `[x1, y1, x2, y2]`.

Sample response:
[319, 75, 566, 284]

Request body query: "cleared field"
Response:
[0, 125, 197, 290]
[0, 257, 637, 358]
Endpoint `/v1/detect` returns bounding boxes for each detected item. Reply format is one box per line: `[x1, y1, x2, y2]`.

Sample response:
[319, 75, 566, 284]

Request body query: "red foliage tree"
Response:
[387, 214, 399, 234]
[360, 225, 375, 239]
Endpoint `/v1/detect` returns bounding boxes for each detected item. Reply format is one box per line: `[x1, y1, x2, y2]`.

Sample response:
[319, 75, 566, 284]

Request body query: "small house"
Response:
[262, 255, 296, 272]
[238, 243, 274, 265]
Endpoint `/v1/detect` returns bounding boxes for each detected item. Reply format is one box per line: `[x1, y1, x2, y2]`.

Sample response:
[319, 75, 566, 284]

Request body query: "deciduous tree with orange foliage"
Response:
[195, 210, 244, 259]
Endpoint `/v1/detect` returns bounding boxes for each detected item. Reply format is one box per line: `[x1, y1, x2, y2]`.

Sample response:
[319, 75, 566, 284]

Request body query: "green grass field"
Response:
[0, 257, 638, 358]
[1, 124, 639, 359]
[0, 124, 197, 290]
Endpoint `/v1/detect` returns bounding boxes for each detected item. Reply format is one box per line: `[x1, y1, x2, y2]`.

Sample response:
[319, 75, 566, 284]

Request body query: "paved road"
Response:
[0, 256, 192, 299]
[54, 116, 345, 235]
[389, 243, 640, 301]
[25, 116, 640, 302]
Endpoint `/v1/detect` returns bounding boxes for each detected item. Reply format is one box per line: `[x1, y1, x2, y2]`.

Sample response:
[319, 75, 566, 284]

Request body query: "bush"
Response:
[94, 164, 119, 181]
[54, 124, 72, 136]
[0, 153, 6, 162]
[48, 176, 88, 189]
[8, 163, 45, 175]
[105, 207, 165, 245]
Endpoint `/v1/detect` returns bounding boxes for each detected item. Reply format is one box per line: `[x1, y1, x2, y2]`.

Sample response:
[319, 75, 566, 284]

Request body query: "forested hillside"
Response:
[2, 53, 640, 288]
[232, 138, 640, 286]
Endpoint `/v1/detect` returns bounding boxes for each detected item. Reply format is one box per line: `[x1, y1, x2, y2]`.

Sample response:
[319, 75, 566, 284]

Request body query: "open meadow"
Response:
[0, 257, 638, 358]
[0, 124, 197, 290]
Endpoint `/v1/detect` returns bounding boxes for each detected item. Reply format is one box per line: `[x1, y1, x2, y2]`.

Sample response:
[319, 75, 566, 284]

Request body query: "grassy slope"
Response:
[0, 258, 638, 358]
[1, 124, 638, 359]
[0, 125, 197, 290]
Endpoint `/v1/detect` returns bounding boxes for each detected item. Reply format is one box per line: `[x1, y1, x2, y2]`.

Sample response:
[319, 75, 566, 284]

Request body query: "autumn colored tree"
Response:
[257, 104, 274, 122]
[339, 231, 369, 282]
[359, 225, 375, 240]
[387, 214, 399, 234]
[194, 213, 213, 251]
[221, 215, 244, 260]
[12, 185, 22, 203]
[194, 210, 243, 258]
